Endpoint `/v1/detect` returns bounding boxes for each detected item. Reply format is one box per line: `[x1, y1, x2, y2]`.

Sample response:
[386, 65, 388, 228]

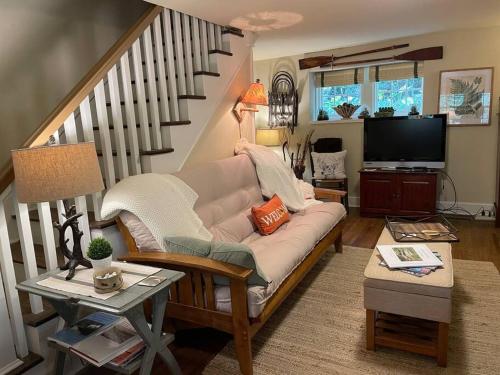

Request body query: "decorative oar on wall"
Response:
[299, 46, 443, 70]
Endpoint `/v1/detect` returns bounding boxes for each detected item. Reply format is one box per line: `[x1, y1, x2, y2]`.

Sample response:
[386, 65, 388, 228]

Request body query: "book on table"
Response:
[376, 244, 444, 269]
[49, 312, 144, 368]
[70, 319, 142, 367]
[48, 312, 120, 348]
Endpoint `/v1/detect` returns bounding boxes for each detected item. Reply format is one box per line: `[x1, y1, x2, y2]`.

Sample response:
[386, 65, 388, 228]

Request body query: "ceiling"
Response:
[147, 0, 500, 60]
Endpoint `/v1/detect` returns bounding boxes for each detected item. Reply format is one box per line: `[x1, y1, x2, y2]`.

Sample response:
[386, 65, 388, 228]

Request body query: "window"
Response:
[375, 78, 423, 115]
[312, 63, 424, 121]
[318, 84, 362, 120]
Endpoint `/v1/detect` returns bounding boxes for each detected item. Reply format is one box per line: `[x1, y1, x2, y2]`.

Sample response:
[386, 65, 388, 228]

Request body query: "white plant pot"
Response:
[90, 255, 112, 271]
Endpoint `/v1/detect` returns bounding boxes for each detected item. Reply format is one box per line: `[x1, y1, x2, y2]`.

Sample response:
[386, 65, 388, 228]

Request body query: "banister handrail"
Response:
[0, 4, 162, 194]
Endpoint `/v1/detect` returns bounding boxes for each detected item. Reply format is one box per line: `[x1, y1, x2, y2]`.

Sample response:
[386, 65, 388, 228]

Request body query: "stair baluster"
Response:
[162, 9, 181, 121]
[142, 25, 163, 149]
[0, 187, 29, 357]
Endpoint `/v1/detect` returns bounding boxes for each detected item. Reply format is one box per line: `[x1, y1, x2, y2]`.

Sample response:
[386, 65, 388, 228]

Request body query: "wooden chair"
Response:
[309, 138, 349, 212]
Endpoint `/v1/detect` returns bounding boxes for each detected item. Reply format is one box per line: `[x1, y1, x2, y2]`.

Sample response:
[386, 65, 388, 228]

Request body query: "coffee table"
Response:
[364, 228, 453, 366]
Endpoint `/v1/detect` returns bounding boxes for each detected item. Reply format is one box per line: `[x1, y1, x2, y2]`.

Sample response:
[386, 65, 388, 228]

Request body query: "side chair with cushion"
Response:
[309, 137, 349, 212]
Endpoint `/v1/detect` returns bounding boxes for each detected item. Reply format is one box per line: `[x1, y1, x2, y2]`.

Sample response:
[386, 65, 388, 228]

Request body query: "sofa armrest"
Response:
[314, 187, 347, 203]
[119, 252, 253, 281]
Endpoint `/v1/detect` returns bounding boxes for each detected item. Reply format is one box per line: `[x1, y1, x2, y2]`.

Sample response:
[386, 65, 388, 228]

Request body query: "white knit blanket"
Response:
[101, 174, 212, 251]
[235, 139, 322, 212]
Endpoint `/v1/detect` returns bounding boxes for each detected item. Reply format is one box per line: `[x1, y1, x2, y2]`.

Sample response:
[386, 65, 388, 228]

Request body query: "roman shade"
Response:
[314, 68, 364, 87]
[369, 62, 423, 82]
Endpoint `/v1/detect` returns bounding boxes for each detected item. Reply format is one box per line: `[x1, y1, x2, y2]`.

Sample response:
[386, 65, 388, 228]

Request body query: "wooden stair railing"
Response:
[0, 4, 162, 194]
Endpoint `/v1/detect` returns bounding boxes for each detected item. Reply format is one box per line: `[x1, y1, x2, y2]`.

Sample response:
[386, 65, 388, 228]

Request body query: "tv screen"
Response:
[363, 115, 447, 169]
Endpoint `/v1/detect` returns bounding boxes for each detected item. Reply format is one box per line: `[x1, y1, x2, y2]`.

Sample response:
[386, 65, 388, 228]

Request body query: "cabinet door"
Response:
[360, 173, 397, 215]
[397, 174, 437, 215]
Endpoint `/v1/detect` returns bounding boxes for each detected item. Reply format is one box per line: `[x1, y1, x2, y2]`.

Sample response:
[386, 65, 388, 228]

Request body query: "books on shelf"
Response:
[71, 319, 142, 367]
[49, 313, 144, 368]
[48, 312, 120, 348]
[376, 244, 444, 269]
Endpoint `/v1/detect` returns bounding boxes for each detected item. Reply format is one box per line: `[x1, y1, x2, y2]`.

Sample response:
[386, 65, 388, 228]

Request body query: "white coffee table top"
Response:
[364, 228, 453, 289]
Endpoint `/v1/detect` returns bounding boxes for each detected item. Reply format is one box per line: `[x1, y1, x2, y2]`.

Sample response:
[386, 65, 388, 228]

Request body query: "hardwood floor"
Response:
[65, 208, 500, 374]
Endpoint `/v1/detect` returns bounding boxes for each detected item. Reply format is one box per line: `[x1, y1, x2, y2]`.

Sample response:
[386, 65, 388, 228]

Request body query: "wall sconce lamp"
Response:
[233, 79, 268, 137]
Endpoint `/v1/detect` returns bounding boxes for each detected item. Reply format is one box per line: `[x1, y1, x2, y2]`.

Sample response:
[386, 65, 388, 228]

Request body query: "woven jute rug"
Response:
[204, 246, 500, 374]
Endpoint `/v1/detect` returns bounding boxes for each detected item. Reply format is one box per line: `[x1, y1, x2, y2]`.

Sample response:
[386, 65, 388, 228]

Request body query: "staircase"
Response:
[0, 4, 251, 369]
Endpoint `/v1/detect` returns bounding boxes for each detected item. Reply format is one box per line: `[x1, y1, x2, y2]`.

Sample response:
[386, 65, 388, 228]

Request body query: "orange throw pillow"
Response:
[251, 195, 290, 235]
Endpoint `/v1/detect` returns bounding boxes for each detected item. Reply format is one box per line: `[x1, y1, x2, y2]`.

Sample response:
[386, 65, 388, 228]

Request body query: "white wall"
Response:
[254, 26, 500, 210]
[0, 0, 149, 165]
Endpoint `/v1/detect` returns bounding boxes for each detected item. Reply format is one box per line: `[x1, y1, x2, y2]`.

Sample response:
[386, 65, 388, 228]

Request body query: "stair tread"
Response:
[93, 120, 191, 131]
[12, 207, 116, 230]
[193, 71, 220, 77]
[97, 148, 174, 156]
[222, 28, 244, 38]
[178, 94, 207, 100]
[209, 49, 232, 56]
[10, 241, 65, 269]
[97, 149, 131, 157]
[140, 147, 174, 156]
[7, 351, 44, 374]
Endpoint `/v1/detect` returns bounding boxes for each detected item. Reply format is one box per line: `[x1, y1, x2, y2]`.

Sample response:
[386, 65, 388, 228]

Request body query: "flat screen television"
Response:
[363, 114, 447, 169]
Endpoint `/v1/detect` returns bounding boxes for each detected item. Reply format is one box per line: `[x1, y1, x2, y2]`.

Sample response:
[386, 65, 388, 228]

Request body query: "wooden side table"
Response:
[17, 266, 184, 375]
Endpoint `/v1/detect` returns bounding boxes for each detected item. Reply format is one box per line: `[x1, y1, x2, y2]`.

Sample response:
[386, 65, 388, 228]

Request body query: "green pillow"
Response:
[163, 236, 270, 287]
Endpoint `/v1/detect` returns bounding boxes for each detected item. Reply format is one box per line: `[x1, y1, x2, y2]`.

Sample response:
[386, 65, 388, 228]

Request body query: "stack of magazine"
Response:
[49, 312, 145, 368]
[376, 244, 444, 277]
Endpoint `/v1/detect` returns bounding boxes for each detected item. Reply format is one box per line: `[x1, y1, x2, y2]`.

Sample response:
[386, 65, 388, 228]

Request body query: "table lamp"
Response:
[11, 142, 104, 280]
[255, 128, 285, 147]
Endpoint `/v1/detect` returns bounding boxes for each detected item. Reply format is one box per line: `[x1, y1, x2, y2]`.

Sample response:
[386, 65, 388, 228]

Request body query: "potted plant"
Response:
[317, 109, 329, 121]
[87, 237, 113, 270]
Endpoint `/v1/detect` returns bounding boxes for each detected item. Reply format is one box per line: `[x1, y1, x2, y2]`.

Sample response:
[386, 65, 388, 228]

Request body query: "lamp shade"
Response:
[11, 142, 104, 203]
[255, 128, 284, 146]
[241, 79, 268, 106]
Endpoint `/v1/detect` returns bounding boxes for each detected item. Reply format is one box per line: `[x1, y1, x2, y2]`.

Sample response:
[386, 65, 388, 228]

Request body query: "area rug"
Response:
[204, 246, 500, 374]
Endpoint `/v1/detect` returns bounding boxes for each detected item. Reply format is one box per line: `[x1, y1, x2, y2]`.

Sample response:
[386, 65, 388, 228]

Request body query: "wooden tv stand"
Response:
[359, 168, 438, 217]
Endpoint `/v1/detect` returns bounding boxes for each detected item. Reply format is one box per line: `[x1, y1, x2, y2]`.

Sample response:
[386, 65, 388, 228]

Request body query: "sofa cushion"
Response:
[174, 155, 264, 243]
[215, 202, 346, 317]
[163, 236, 271, 287]
[251, 194, 289, 235]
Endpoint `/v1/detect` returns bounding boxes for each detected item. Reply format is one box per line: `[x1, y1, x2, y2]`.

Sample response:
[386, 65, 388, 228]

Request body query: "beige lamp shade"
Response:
[255, 128, 284, 146]
[11, 142, 104, 203]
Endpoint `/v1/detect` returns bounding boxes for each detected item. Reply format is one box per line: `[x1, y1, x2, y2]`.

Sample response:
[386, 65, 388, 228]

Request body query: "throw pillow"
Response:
[163, 236, 270, 286]
[311, 150, 347, 179]
[251, 194, 290, 235]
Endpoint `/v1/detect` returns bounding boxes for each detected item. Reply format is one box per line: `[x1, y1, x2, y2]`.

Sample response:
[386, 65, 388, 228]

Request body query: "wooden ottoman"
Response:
[364, 228, 453, 366]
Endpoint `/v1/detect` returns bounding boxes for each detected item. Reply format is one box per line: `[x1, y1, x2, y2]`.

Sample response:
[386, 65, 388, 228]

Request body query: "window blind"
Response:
[369, 62, 423, 82]
[314, 68, 364, 87]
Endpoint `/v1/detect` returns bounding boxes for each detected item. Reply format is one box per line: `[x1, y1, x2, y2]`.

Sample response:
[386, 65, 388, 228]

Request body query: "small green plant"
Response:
[87, 237, 113, 260]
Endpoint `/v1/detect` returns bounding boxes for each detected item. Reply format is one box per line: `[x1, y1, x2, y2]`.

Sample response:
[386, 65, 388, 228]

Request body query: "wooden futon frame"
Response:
[118, 187, 346, 374]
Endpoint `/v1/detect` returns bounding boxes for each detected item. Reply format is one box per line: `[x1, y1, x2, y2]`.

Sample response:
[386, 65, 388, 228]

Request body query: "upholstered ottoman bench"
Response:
[364, 228, 453, 366]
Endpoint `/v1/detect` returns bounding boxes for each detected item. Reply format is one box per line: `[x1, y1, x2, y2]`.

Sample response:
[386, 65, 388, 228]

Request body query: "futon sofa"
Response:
[118, 154, 346, 375]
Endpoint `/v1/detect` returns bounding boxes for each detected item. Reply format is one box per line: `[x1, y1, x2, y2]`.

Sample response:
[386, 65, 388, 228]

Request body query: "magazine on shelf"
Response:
[48, 312, 120, 348]
[70, 319, 142, 367]
[109, 341, 146, 367]
[376, 244, 444, 269]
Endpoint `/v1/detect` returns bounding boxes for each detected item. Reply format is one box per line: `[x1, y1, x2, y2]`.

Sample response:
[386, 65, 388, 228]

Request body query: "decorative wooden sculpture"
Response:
[268, 71, 298, 133]
[54, 201, 92, 280]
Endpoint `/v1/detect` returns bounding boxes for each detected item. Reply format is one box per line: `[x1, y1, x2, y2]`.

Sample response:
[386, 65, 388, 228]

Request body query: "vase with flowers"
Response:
[282, 129, 315, 180]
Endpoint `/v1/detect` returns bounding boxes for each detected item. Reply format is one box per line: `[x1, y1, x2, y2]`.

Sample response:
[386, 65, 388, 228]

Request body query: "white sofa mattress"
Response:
[214, 202, 346, 317]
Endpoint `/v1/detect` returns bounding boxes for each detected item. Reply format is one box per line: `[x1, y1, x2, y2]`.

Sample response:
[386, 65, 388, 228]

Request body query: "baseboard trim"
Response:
[347, 196, 495, 221]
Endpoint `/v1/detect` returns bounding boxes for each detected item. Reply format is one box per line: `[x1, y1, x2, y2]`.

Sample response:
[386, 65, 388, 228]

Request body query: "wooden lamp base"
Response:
[55, 201, 91, 280]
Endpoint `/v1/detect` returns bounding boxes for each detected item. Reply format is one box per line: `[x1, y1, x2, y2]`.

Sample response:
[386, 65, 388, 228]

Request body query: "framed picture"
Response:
[438, 67, 494, 126]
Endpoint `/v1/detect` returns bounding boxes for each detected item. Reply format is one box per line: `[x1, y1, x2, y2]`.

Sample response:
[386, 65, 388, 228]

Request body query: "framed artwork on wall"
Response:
[438, 67, 494, 126]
